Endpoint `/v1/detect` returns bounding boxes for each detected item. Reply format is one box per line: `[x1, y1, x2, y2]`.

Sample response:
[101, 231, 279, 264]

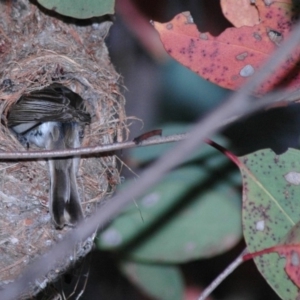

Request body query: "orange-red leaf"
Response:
[153, 1, 300, 95]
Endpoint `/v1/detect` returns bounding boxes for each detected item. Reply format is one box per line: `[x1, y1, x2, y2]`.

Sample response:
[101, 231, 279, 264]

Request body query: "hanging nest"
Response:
[0, 0, 126, 296]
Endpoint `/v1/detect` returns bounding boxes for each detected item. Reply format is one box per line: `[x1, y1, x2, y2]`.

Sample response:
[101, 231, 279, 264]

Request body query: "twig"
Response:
[0, 134, 186, 159]
[2, 15, 300, 300]
[0, 88, 296, 160]
[198, 248, 248, 300]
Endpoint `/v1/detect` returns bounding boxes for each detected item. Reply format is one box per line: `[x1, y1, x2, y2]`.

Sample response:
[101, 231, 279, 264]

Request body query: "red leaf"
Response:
[153, 1, 300, 95]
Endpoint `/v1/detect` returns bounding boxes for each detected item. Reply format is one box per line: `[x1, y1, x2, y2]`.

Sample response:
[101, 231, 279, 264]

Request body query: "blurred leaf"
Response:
[125, 183, 241, 262]
[120, 260, 184, 300]
[241, 148, 300, 299]
[97, 144, 241, 262]
[38, 0, 114, 19]
[130, 123, 229, 164]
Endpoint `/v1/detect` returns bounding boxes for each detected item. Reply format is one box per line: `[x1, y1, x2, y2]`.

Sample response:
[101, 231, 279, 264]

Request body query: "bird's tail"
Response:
[49, 157, 83, 228]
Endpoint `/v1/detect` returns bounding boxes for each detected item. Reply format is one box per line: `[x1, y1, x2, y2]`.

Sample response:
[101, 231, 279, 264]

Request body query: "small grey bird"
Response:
[7, 83, 91, 228]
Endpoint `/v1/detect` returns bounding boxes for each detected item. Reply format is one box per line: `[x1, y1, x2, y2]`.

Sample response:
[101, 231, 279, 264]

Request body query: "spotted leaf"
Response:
[244, 221, 300, 290]
[153, 1, 300, 95]
[240, 149, 300, 299]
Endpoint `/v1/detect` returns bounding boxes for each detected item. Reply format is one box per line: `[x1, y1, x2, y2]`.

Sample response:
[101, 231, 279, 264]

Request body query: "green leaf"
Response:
[240, 148, 300, 299]
[38, 0, 114, 19]
[120, 260, 184, 300]
[130, 123, 229, 164]
[97, 144, 241, 262]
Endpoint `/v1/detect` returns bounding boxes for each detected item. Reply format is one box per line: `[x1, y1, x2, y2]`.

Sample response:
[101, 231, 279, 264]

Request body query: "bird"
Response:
[7, 83, 91, 228]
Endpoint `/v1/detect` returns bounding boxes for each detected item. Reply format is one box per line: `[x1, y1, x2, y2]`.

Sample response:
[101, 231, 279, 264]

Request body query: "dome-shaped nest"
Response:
[0, 0, 126, 296]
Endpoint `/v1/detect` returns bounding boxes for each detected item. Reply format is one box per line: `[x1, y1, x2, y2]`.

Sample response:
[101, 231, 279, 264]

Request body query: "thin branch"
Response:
[0, 134, 187, 159]
[197, 248, 248, 300]
[0, 88, 297, 160]
[2, 16, 300, 300]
